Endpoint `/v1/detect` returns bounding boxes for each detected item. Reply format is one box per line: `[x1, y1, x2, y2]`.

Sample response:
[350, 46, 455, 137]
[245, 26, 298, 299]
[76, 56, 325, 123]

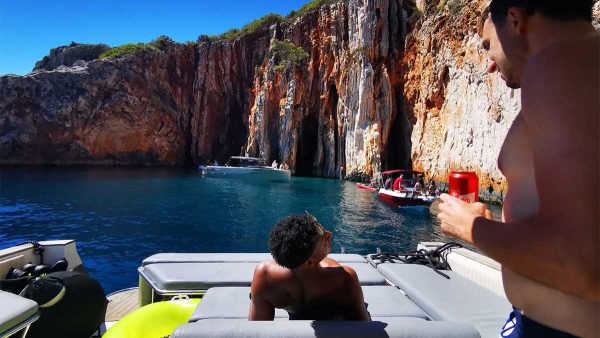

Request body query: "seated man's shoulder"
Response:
[254, 260, 294, 283]
[341, 265, 360, 284]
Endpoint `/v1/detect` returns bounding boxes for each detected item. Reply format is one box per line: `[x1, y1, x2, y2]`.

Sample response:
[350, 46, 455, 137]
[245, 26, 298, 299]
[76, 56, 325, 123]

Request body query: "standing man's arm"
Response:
[249, 264, 275, 320]
[438, 43, 599, 300]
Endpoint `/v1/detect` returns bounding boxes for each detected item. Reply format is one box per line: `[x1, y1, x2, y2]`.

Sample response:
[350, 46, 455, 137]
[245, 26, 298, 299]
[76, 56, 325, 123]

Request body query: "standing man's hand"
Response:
[437, 193, 493, 244]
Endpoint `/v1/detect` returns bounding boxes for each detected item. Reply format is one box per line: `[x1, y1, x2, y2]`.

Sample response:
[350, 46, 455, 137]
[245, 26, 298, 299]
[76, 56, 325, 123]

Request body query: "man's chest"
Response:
[498, 113, 539, 220]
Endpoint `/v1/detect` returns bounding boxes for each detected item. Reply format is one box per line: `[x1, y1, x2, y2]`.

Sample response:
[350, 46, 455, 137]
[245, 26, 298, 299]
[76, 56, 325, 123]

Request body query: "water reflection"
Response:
[1, 167, 502, 292]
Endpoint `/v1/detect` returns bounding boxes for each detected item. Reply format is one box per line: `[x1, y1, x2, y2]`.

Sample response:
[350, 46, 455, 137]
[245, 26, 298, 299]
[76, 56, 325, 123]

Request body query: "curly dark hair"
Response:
[269, 214, 323, 269]
[490, 0, 593, 24]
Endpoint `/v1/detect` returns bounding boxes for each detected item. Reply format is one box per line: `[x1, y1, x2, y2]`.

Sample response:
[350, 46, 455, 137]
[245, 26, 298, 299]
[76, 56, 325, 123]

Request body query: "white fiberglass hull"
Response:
[199, 166, 291, 182]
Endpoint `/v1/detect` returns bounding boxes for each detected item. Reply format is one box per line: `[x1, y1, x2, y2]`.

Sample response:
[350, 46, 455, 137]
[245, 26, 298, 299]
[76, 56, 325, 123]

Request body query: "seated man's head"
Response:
[269, 214, 332, 269]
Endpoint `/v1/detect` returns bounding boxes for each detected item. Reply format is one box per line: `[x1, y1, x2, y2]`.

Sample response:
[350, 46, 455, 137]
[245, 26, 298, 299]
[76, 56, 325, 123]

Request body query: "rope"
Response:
[371, 242, 463, 279]
[15, 241, 45, 265]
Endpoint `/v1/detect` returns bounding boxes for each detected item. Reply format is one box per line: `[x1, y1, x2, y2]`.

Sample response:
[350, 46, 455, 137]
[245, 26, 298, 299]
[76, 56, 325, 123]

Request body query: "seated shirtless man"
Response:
[248, 214, 370, 321]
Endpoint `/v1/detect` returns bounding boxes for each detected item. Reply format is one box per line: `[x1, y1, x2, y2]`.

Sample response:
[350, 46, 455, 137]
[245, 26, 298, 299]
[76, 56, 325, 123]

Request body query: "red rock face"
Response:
[245, 0, 409, 178]
[0, 0, 409, 176]
[1, 44, 198, 165]
[8, 0, 594, 197]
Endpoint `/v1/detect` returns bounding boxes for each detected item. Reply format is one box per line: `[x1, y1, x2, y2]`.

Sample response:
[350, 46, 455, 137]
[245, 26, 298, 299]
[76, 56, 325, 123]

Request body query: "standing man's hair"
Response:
[489, 0, 593, 23]
[269, 214, 323, 269]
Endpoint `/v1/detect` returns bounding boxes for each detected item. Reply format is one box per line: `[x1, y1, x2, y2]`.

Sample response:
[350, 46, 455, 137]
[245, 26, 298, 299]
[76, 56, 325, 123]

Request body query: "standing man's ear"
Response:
[506, 7, 529, 35]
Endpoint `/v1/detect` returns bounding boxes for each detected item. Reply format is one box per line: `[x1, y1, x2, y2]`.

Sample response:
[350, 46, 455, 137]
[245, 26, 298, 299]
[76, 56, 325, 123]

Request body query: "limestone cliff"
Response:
[1, 0, 408, 174]
[245, 0, 406, 177]
[33, 43, 110, 72]
[1, 0, 598, 202]
[403, 1, 520, 202]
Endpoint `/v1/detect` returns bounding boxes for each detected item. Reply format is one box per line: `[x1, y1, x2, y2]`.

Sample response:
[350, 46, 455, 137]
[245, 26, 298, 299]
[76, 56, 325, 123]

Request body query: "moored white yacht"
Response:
[199, 156, 291, 182]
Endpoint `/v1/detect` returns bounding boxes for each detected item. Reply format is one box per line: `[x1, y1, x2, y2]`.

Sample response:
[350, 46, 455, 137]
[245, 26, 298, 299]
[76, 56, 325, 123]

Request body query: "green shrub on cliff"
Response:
[448, 0, 465, 15]
[205, 13, 284, 41]
[99, 42, 158, 59]
[437, 0, 465, 16]
[269, 39, 310, 71]
[288, 0, 337, 20]
[197, 0, 340, 42]
[149, 35, 174, 51]
[349, 45, 370, 63]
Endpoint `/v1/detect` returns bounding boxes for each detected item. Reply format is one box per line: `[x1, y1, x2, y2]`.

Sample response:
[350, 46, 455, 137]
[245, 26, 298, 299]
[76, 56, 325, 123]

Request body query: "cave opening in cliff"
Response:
[296, 114, 319, 176]
[384, 85, 412, 170]
[210, 101, 247, 164]
[328, 84, 341, 172]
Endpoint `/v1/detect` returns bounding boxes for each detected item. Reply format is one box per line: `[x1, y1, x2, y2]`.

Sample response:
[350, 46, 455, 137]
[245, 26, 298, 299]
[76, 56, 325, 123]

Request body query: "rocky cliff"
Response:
[1, 0, 408, 174]
[404, 0, 520, 201]
[1, 0, 598, 201]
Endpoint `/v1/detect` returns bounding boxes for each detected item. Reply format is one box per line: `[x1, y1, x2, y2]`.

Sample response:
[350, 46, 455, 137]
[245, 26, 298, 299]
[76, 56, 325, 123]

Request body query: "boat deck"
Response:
[106, 288, 139, 322]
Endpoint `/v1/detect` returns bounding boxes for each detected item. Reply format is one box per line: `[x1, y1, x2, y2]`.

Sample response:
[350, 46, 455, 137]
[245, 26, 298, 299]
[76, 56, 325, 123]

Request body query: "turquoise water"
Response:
[0, 167, 500, 293]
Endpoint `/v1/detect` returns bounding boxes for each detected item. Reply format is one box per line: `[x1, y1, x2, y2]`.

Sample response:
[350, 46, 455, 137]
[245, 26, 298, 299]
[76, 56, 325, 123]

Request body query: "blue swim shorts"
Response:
[500, 308, 578, 338]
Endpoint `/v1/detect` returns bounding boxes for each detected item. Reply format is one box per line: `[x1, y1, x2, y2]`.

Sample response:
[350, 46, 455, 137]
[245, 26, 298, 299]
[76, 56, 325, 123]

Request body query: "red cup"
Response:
[449, 172, 479, 203]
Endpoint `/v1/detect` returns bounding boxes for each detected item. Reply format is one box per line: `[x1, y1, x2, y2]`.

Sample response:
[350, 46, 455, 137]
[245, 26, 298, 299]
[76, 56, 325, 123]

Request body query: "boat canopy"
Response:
[381, 169, 422, 175]
[225, 156, 266, 167]
[229, 156, 263, 161]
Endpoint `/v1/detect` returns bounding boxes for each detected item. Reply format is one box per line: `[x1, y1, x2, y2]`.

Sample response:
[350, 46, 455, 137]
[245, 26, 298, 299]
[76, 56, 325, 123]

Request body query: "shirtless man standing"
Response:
[437, 1, 598, 337]
[249, 214, 370, 321]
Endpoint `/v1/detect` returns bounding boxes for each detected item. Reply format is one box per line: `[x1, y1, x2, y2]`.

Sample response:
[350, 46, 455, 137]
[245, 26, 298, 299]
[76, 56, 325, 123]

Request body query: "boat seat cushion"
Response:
[375, 263, 512, 338]
[139, 262, 386, 293]
[172, 318, 481, 338]
[142, 253, 366, 266]
[189, 286, 428, 322]
[0, 290, 38, 336]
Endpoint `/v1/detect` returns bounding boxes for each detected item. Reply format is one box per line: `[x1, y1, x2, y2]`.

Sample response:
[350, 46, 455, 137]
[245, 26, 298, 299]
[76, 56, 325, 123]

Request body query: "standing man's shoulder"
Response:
[521, 33, 599, 124]
[523, 33, 599, 93]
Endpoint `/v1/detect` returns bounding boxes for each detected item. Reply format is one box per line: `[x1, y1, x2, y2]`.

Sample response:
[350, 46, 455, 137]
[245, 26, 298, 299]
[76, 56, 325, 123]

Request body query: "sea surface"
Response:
[0, 167, 501, 293]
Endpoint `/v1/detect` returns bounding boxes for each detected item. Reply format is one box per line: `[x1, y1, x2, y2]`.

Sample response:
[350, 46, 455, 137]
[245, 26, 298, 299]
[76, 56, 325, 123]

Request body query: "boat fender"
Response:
[103, 295, 201, 338]
[0, 273, 31, 294]
[19, 276, 66, 307]
[22, 262, 37, 274]
[33, 265, 49, 276]
[23, 271, 107, 338]
[49, 258, 69, 273]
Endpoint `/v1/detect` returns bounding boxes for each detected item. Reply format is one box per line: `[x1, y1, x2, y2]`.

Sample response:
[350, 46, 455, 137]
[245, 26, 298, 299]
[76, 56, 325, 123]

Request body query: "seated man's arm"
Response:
[342, 266, 370, 321]
[249, 263, 275, 320]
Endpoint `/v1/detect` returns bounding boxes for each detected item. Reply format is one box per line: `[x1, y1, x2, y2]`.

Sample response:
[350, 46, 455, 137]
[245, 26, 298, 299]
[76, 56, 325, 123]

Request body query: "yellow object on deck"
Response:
[103, 297, 200, 338]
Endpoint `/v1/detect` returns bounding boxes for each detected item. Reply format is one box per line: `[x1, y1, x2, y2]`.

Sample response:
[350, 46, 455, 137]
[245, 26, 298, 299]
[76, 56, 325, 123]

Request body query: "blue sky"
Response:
[0, 0, 308, 75]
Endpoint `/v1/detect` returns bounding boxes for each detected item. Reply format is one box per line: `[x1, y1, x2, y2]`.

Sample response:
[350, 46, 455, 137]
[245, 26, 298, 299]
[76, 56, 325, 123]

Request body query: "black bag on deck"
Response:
[22, 271, 108, 338]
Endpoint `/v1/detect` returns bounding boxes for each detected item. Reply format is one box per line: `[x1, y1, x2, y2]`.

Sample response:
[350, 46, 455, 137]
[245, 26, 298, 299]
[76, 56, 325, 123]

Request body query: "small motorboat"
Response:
[356, 183, 377, 191]
[378, 188, 435, 209]
[378, 169, 436, 208]
[199, 156, 291, 182]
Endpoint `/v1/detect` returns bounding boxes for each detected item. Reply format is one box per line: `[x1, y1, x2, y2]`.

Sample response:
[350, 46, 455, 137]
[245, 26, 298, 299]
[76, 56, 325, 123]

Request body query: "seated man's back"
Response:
[249, 214, 370, 321]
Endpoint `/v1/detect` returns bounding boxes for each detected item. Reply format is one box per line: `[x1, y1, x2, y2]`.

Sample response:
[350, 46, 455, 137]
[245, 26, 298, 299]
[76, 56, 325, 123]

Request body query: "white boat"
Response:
[199, 156, 291, 182]
[1, 240, 510, 338]
[378, 170, 437, 210]
[378, 188, 436, 210]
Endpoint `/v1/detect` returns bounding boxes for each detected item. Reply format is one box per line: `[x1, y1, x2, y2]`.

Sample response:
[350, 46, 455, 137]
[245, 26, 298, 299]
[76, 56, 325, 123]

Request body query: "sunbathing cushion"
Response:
[375, 263, 511, 338]
[189, 287, 288, 321]
[139, 262, 386, 293]
[0, 290, 38, 336]
[142, 253, 366, 266]
[172, 318, 481, 338]
[189, 286, 427, 322]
